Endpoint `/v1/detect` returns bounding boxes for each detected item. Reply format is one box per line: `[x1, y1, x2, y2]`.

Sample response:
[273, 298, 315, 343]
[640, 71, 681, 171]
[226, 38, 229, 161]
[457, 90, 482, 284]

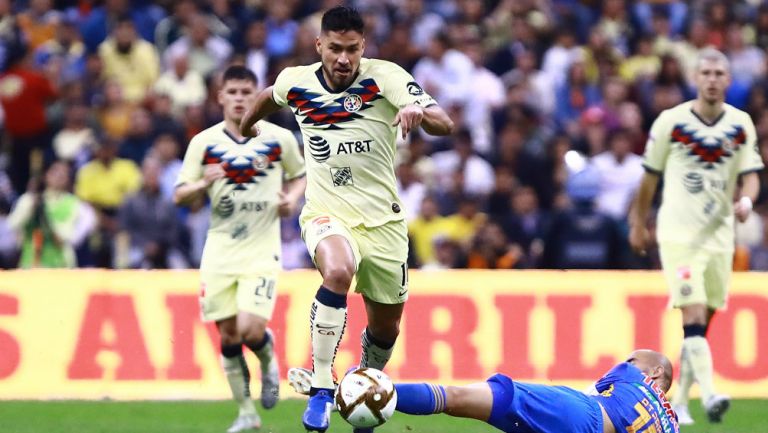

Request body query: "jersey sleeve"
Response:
[176, 134, 206, 187]
[278, 129, 305, 180]
[643, 110, 672, 174]
[271, 66, 303, 108]
[378, 61, 437, 109]
[737, 113, 765, 174]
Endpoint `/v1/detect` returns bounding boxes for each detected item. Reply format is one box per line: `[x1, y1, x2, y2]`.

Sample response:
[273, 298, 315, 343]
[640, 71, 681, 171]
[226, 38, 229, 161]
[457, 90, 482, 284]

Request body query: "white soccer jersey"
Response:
[272, 58, 437, 228]
[644, 101, 764, 251]
[176, 121, 305, 273]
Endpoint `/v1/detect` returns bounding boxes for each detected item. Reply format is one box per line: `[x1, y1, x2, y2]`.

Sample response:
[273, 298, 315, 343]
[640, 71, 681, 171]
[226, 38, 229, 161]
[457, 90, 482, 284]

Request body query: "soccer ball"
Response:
[335, 367, 397, 428]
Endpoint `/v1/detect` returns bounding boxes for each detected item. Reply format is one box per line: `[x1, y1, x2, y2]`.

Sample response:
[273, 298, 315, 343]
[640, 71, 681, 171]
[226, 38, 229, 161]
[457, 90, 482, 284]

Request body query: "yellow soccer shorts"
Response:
[199, 270, 279, 322]
[659, 243, 732, 309]
[301, 213, 409, 304]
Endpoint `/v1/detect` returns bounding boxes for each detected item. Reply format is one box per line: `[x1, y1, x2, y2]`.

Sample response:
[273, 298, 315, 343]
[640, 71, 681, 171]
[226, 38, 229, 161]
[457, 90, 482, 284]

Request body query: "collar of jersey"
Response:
[315, 66, 359, 94]
[222, 128, 252, 145]
[689, 108, 725, 127]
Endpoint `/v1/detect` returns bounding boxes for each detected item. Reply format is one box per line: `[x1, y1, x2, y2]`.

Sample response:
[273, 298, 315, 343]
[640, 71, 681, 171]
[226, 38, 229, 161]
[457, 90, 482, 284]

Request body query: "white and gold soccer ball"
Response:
[335, 367, 398, 428]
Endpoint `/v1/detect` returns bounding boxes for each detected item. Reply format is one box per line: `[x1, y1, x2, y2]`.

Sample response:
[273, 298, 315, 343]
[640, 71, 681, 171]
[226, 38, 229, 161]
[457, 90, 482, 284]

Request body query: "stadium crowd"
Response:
[1, 0, 767, 271]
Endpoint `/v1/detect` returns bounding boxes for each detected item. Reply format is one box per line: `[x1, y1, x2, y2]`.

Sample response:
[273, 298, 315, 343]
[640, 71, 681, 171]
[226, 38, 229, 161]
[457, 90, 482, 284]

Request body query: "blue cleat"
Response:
[303, 387, 334, 432]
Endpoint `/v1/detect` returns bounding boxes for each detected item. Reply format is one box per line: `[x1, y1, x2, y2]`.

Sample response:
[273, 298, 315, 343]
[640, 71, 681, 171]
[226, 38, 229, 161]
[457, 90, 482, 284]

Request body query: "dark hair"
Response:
[222, 65, 258, 86]
[321, 6, 364, 34]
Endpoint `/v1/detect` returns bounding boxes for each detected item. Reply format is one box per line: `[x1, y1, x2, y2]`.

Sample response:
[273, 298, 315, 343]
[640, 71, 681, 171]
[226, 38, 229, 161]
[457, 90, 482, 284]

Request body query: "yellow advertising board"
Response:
[0, 270, 766, 399]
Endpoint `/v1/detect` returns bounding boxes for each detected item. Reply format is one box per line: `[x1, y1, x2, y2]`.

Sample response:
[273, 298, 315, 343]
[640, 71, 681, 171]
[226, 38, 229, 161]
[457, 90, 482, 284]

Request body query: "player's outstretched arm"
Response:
[240, 86, 282, 137]
[735, 171, 759, 222]
[421, 105, 455, 137]
[628, 172, 660, 256]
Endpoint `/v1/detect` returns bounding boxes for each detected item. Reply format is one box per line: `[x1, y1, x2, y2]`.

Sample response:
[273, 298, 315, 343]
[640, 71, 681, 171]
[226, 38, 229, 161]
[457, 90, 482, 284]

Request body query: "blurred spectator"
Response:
[498, 185, 548, 264]
[396, 161, 427, 222]
[16, 0, 60, 50]
[412, 31, 473, 107]
[577, 106, 609, 156]
[462, 35, 505, 156]
[432, 129, 495, 197]
[75, 136, 141, 267]
[638, 54, 690, 121]
[755, 5, 768, 51]
[243, 20, 268, 89]
[486, 166, 518, 218]
[541, 166, 627, 269]
[0, 169, 17, 268]
[749, 214, 768, 270]
[554, 61, 601, 136]
[541, 29, 580, 88]
[8, 161, 95, 268]
[264, 2, 298, 59]
[594, 0, 632, 56]
[79, 0, 164, 53]
[378, 21, 421, 71]
[704, 0, 730, 50]
[96, 79, 135, 139]
[619, 35, 660, 83]
[403, 134, 437, 189]
[280, 218, 311, 270]
[396, 0, 445, 54]
[52, 101, 95, 167]
[149, 133, 183, 201]
[154, 0, 230, 55]
[153, 50, 206, 118]
[633, 0, 688, 38]
[442, 195, 488, 249]
[164, 13, 232, 79]
[408, 195, 448, 267]
[592, 129, 644, 221]
[422, 236, 464, 270]
[116, 157, 181, 269]
[725, 23, 766, 86]
[98, 15, 159, 104]
[149, 92, 185, 141]
[669, 18, 711, 85]
[33, 15, 86, 84]
[0, 45, 57, 194]
[118, 107, 155, 164]
[502, 48, 556, 118]
[466, 221, 524, 269]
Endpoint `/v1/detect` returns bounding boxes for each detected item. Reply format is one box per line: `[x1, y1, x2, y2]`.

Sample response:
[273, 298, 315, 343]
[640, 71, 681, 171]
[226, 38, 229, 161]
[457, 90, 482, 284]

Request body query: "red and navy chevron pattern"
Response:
[671, 124, 746, 168]
[203, 141, 282, 189]
[286, 78, 382, 129]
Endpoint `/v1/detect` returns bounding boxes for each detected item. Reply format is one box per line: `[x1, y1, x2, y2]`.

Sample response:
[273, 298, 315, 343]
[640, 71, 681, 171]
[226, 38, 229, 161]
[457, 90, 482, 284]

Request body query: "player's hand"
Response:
[277, 191, 298, 217]
[392, 104, 424, 139]
[203, 164, 226, 186]
[734, 196, 752, 223]
[241, 123, 261, 138]
[629, 225, 651, 256]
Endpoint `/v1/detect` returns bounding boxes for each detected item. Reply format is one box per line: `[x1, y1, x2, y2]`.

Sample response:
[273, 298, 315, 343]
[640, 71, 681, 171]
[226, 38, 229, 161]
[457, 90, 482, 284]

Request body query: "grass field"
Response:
[0, 399, 765, 433]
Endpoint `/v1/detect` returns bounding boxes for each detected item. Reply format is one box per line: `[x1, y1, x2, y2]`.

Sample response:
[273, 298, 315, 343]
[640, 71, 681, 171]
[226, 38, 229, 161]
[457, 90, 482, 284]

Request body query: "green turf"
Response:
[0, 399, 764, 432]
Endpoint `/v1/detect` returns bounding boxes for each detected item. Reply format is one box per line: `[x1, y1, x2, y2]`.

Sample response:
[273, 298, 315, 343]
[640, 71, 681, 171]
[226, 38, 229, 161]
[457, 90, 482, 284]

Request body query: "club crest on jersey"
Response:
[343, 94, 363, 112]
[286, 78, 382, 129]
[671, 124, 746, 169]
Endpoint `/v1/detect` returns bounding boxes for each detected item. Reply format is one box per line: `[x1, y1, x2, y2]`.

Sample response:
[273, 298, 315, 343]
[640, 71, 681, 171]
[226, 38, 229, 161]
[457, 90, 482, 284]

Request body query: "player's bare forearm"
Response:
[173, 180, 208, 206]
[739, 172, 760, 202]
[239, 86, 282, 136]
[629, 172, 659, 228]
[284, 175, 307, 203]
[421, 105, 455, 136]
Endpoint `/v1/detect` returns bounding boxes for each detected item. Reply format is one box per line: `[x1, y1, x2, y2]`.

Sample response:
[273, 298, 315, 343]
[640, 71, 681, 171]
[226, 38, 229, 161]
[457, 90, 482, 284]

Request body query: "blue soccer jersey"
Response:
[591, 363, 680, 433]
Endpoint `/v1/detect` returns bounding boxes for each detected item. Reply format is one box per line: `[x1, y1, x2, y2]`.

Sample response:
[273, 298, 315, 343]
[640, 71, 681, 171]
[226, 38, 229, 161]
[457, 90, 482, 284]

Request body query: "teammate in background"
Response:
[629, 48, 764, 425]
[239, 6, 454, 432]
[174, 65, 306, 432]
[392, 349, 679, 433]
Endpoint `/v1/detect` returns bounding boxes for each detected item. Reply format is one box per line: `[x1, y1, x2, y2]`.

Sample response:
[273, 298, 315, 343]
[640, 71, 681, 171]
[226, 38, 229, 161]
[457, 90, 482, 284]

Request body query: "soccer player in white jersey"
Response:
[239, 6, 454, 433]
[174, 65, 306, 433]
[629, 48, 764, 425]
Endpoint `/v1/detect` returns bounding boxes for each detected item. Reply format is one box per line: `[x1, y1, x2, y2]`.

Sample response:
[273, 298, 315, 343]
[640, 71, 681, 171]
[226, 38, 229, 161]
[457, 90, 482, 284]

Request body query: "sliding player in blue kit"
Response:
[393, 349, 679, 433]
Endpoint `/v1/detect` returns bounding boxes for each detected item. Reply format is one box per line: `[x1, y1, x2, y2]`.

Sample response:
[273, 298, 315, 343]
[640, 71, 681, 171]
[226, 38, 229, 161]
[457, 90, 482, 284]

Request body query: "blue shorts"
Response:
[487, 374, 604, 433]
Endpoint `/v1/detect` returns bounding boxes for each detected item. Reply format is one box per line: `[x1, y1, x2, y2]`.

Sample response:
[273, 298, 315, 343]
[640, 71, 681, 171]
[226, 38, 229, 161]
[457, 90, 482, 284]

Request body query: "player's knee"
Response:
[322, 265, 355, 292]
[240, 323, 267, 344]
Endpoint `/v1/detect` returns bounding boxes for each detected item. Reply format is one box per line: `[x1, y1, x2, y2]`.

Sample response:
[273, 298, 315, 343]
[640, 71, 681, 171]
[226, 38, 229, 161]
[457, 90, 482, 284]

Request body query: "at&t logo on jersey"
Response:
[671, 124, 746, 169]
[307, 136, 374, 163]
